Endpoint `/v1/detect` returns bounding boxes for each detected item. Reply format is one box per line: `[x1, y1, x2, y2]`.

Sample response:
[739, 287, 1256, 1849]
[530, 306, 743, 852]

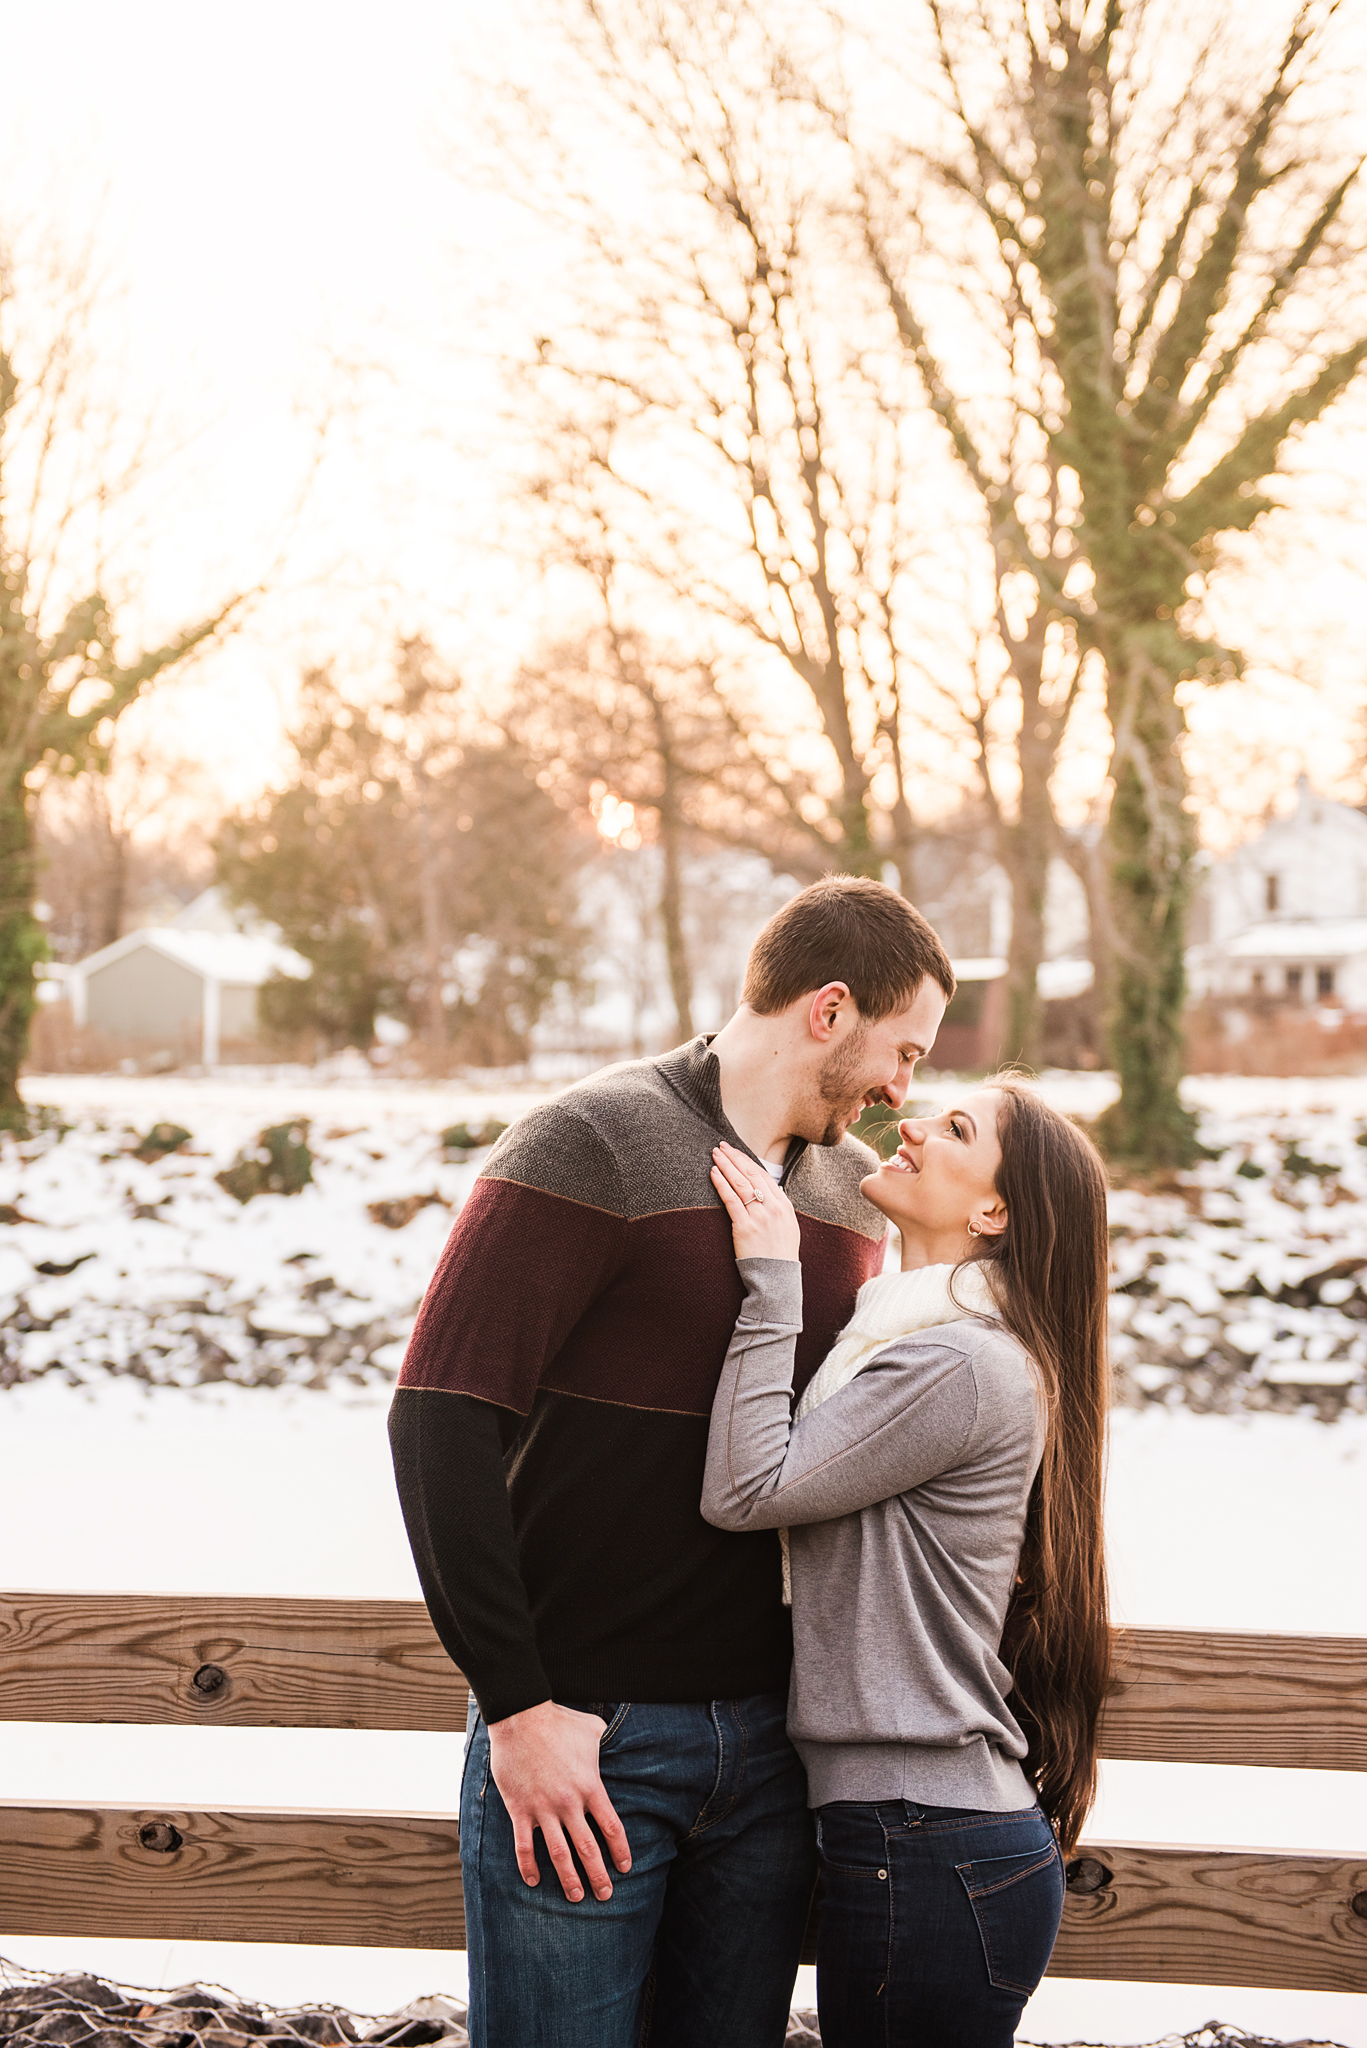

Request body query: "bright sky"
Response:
[6, 0, 1367, 840]
[5, 0, 547, 801]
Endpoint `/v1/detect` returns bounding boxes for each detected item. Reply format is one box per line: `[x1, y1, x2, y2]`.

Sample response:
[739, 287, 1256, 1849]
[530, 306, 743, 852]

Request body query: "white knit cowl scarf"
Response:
[779, 1258, 999, 1605]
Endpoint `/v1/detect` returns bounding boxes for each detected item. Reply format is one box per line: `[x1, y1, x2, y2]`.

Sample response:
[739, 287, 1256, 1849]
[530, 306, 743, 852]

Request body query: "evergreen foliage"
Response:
[215, 1121, 315, 1205]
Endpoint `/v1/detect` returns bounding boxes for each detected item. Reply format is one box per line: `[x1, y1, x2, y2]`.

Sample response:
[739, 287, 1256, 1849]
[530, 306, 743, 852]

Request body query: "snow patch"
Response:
[10, 1076, 1367, 1419]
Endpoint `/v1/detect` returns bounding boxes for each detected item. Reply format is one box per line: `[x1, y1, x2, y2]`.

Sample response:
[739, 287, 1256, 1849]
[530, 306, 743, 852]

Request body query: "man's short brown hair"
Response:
[742, 875, 955, 1021]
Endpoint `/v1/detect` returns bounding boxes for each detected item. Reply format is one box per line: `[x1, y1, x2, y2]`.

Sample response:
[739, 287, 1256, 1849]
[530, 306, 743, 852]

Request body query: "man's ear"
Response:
[807, 982, 854, 1042]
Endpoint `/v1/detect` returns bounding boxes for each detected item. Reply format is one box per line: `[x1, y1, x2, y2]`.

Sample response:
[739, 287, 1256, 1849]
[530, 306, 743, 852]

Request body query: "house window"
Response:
[1285, 966, 1303, 999]
[1250, 970, 1265, 995]
[1317, 966, 1335, 999]
[1265, 874, 1280, 913]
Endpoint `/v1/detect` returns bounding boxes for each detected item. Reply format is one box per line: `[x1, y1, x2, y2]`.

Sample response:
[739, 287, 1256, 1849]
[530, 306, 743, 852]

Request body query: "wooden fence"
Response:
[1, 1593, 1365, 1994]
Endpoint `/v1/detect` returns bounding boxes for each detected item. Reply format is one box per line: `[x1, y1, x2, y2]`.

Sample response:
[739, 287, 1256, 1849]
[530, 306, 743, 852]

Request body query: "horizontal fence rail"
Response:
[1049, 1842, 1367, 1996]
[3, 1593, 1366, 1992]
[1105, 1626, 1367, 1773]
[5, 1595, 1365, 1767]
[0, 1801, 463, 1950]
[0, 1593, 469, 1731]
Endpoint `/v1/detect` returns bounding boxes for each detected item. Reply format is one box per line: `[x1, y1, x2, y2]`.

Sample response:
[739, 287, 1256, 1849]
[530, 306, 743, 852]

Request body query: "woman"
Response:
[701, 1078, 1110, 2048]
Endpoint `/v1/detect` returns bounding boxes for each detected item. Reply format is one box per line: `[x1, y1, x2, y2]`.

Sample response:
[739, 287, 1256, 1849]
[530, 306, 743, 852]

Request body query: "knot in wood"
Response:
[138, 1821, 183, 1853]
[1065, 1856, 1112, 1895]
[191, 1663, 227, 1695]
[1351, 1890, 1367, 1921]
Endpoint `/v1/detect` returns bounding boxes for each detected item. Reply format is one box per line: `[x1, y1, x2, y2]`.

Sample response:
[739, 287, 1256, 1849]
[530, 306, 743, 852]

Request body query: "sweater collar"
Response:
[656, 1034, 809, 1184]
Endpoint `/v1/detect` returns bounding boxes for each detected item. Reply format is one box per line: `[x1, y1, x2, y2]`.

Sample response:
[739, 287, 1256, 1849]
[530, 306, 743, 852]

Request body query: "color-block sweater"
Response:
[389, 1036, 887, 1723]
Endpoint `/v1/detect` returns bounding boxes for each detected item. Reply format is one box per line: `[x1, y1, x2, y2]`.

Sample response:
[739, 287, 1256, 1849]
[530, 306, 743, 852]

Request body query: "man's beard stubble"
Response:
[812, 1023, 872, 1146]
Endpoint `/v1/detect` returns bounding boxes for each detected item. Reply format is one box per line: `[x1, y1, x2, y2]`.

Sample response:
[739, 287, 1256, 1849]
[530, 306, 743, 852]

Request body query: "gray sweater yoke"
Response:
[702, 1258, 1046, 1812]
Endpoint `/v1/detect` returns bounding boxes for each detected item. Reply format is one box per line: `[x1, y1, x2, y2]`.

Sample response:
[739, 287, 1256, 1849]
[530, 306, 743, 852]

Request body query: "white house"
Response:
[68, 890, 309, 1064]
[1186, 779, 1367, 1011]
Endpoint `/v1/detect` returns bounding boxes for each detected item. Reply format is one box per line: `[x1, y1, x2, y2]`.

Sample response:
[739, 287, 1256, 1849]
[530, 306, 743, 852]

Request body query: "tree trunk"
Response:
[1059, 824, 1114, 1065]
[658, 806, 694, 1043]
[1001, 826, 1049, 1071]
[0, 785, 44, 1117]
[998, 649, 1059, 1070]
[883, 709, 917, 901]
[1095, 648, 1199, 1166]
[413, 762, 445, 1061]
[996, 598, 1065, 1073]
[836, 779, 879, 879]
[95, 811, 128, 953]
[650, 702, 695, 1043]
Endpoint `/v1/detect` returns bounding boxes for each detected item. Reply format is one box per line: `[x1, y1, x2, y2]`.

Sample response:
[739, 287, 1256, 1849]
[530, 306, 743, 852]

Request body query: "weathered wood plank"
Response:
[0, 1802, 464, 1950]
[1099, 1627, 1367, 1771]
[3, 1595, 1365, 1776]
[0, 1593, 467, 1731]
[5, 1809, 1365, 1994]
[1050, 1840, 1367, 1994]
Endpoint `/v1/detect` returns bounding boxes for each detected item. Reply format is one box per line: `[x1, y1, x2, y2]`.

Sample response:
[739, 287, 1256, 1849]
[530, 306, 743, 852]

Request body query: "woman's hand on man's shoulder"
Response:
[710, 1141, 802, 1262]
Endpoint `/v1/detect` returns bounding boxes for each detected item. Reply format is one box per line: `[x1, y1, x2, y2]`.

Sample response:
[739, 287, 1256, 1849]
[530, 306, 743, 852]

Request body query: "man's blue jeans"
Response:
[814, 1799, 1065, 2047]
[460, 1694, 816, 2048]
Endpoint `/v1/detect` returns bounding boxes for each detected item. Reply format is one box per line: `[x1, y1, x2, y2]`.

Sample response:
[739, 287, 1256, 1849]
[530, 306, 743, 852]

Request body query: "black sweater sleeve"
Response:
[388, 1389, 552, 1724]
[388, 1112, 627, 1722]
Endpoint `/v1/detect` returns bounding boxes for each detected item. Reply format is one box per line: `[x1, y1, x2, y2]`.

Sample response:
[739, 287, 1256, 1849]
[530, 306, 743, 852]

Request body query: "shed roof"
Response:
[74, 927, 310, 986]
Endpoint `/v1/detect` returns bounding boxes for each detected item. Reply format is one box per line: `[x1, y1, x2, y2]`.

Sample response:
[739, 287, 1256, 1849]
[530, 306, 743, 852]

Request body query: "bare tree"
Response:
[512, 635, 706, 1039]
[489, 2, 977, 897]
[0, 228, 242, 1111]
[36, 737, 216, 960]
[822, 0, 1367, 1159]
[901, 556, 1093, 1064]
[510, 575, 837, 1039]
[465, 0, 1126, 1072]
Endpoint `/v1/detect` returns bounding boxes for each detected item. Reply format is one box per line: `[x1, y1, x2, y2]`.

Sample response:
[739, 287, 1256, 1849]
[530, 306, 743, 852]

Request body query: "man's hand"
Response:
[486, 1699, 632, 1902]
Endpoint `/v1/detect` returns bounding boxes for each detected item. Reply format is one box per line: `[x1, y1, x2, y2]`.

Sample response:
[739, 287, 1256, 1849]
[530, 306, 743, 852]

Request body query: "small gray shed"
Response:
[70, 927, 309, 1063]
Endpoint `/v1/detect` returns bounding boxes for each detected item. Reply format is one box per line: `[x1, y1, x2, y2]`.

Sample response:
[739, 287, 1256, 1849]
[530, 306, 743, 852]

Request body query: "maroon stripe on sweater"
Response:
[398, 1178, 626, 1414]
[399, 1177, 884, 1418]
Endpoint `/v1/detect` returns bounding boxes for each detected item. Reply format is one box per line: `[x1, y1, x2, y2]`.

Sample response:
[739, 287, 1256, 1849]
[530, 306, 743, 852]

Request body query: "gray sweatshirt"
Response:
[701, 1258, 1046, 1811]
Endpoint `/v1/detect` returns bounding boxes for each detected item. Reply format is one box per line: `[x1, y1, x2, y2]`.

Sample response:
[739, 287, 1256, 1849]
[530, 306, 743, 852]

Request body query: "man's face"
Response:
[803, 979, 947, 1146]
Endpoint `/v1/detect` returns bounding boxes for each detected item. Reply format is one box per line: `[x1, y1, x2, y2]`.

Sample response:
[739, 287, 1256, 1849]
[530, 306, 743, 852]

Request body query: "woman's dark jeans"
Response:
[814, 1799, 1064, 2047]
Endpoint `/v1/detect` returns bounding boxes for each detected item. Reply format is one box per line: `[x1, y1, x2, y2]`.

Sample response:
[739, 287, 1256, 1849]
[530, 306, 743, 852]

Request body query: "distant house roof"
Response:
[949, 956, 1094, 999]
[73, 927, 310, 985]
[1224, 919, 1367, 962]
[169, 885, 272, 936]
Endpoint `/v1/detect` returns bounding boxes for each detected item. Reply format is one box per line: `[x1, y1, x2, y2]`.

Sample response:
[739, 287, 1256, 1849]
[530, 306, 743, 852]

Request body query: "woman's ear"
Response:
[971, 1199, 1008, 1239]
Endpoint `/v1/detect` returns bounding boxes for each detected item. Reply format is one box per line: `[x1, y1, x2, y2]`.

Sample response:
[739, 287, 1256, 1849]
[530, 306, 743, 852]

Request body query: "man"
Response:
[389, 876, 954, 2048]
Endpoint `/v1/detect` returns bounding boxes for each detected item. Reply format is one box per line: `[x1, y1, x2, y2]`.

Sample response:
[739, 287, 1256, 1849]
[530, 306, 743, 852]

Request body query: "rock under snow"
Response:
[4, 1083, 1367, 1421]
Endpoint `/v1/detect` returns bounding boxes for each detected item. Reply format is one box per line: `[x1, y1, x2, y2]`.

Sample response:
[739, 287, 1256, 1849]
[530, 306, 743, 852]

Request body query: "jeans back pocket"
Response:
[955, 1842, 1065, 1997]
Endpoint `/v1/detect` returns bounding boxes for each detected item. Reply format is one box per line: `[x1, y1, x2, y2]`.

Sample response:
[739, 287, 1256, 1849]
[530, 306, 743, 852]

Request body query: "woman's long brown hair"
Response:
[958, 1078, 1112, 1855]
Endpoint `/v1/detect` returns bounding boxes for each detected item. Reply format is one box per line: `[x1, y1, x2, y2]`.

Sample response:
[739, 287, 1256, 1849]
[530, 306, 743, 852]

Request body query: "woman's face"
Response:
[861, 1087, 1008, 1262]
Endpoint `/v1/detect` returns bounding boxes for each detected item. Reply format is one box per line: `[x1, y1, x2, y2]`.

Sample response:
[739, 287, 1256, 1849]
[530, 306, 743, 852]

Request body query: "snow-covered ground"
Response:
[9, 1070, 1367, 1423]
[5, 1072, 1367, 2044]
[1, 1077, 549, 1395]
